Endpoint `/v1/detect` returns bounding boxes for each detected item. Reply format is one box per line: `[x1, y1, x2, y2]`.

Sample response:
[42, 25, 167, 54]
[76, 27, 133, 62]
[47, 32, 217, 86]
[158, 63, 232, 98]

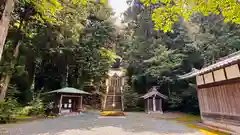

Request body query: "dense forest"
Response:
[0, 0, 240, 122]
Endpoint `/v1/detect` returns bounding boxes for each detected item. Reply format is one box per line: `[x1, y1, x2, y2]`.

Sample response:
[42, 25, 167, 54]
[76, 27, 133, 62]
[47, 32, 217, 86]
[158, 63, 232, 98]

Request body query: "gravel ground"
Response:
[0, 112, 204, 135]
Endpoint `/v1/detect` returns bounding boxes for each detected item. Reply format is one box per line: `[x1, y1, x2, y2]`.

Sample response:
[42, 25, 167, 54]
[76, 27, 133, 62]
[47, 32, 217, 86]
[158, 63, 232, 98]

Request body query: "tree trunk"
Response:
[0, 0, 15, 61]
[0, 41, 21, 101]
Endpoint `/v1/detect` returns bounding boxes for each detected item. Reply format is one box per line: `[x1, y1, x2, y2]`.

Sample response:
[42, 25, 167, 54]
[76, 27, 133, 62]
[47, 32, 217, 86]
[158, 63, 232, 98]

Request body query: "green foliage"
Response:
[144, 45, 185, 78]
[27, 95, 45, 116]
[24, 0, 108, 23]
[140, 0, 240, 32]
[123, 83, 140, 111]
[168, 92, 183, 109]
[16, 106, 34, 116]
[0, 0, 117, 105]
[0, 98, 18, 123]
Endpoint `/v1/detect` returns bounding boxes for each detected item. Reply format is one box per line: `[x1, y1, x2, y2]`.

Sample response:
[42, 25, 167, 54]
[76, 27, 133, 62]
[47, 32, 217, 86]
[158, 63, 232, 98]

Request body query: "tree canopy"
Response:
[139, 0, 240, 32]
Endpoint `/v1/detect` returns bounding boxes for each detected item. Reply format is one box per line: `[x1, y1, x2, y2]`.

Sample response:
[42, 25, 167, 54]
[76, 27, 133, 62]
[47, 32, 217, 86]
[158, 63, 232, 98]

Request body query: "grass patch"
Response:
[47, 116, 56, 118]
[15, 115, 33, 120]
[174, 114, 201, 122]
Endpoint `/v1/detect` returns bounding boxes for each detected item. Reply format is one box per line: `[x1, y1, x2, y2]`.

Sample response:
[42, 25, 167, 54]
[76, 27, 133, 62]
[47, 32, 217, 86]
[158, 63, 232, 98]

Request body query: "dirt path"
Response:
[0, 112, 204, 135]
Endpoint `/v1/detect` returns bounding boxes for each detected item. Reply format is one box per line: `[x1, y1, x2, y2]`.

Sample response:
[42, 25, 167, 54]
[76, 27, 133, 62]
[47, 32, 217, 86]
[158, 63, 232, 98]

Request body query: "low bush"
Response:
[15, 96, 45, 117]
[0, 98, 18, 123]
[27, 97, 45, 116]
[16, 106, 34, 116]
[123, 84, 140, 111]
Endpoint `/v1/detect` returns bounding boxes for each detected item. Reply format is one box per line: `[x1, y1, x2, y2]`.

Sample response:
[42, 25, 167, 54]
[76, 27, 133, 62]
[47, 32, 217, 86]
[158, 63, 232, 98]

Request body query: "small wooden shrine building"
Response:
[46, 87, 90, 115]
[179, 51, 240, 134]
[140, 87, 168, 114]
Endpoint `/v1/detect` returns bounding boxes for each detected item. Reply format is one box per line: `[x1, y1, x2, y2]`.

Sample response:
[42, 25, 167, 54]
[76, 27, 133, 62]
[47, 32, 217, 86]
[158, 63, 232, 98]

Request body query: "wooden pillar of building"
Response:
[79, 96, 83, 110]
[59, 95, 63, 114]
[153, 95, 156, 112]
[147, 98, 150, 113]
[121, 77, 124, 111]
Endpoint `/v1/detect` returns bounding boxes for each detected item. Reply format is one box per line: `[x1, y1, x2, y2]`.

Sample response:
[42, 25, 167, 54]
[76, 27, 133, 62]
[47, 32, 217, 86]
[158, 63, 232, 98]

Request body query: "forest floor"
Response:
[0, 111, 221, 135]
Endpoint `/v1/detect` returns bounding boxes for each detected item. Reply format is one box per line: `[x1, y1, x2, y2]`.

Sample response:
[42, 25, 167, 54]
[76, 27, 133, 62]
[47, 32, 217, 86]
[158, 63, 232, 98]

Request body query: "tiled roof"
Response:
[140, 87, 168, 99]
[179, 51, 240, 79]
[47, 87, 91, 94]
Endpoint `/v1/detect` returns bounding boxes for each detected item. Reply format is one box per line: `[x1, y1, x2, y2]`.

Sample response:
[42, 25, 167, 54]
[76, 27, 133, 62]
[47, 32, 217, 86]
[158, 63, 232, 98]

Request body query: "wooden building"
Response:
[103, 69, 125, 111]
[179, 51, 240, 134]
[46, 87, 90, 115]
[141, 87, 168, 114]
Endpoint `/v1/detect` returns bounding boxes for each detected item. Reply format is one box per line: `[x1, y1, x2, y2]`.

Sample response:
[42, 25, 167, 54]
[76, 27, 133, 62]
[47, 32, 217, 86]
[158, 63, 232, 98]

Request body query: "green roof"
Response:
[46, 87, 90, 95]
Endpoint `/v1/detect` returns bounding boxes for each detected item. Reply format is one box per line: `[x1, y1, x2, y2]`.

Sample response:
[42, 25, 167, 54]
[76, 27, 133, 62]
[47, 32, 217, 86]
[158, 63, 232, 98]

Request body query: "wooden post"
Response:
[159, 98, 163, 114]
[121, 77, 124, 111]
[147, 98, 149, 113]
[80, 96, 83, 110]
[59, 95, 63, 115]
[153, 95, 156, 112]
[103, 79, 109, 110]
[121, 87, 124, 111]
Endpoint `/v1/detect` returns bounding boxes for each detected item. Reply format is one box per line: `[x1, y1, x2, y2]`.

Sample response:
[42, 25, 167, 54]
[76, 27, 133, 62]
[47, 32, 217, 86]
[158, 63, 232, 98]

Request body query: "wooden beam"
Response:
[61, 94, 81, 98]
[212, 72, 215, 82]
[223, 68, 228, 79]
[198, 77, 240, 89]
[202, 74, 206, 84]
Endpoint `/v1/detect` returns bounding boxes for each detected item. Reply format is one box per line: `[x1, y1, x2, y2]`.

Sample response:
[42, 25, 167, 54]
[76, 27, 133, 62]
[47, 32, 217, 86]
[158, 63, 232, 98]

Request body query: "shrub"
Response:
[123, 84, 140, 111]
[27, 97, 45, 116]
[0, 98, 18, 123]
[16, 106, 34, 116]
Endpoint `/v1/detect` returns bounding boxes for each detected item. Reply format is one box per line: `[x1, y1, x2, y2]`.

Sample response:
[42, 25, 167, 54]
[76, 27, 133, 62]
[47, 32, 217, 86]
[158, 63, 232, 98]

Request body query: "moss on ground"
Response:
[15, 115, 33, 120]
[174, 114, 201, 122]
[100, 111, 126, 116]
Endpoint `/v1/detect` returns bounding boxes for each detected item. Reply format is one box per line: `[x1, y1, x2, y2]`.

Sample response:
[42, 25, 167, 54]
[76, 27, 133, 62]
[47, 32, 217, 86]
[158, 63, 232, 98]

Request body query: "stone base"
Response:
[146, 111, 163, 114]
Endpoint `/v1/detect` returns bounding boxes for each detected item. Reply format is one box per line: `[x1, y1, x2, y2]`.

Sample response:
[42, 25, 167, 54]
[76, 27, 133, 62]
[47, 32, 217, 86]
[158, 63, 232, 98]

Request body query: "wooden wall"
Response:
[198, 82, 240, 124]
[196, 63, 240, 126]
